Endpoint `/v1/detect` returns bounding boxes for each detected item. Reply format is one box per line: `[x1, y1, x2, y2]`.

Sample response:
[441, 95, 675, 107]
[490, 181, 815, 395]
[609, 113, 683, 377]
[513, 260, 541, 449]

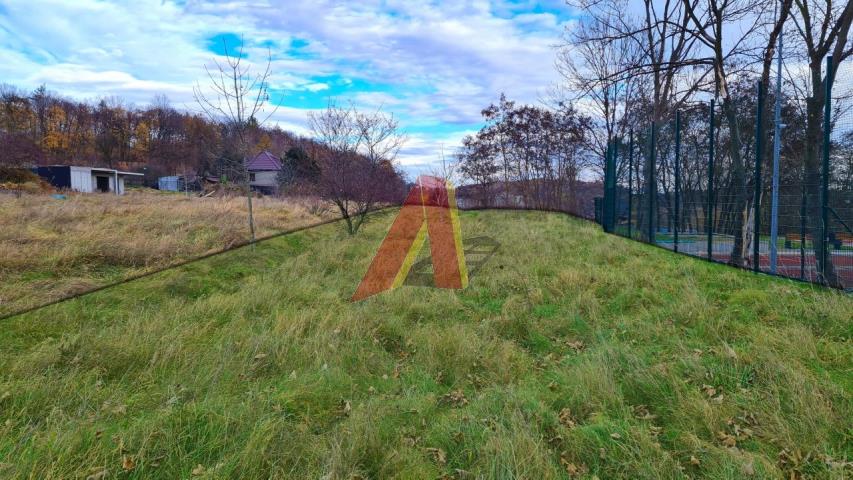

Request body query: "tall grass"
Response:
[0, 210, 849, 479]
[0, 190, 332, 316]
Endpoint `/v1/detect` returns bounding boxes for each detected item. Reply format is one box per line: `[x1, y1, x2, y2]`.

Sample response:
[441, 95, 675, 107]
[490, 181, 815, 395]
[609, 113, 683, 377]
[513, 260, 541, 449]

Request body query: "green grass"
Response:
[0, 210, 850, 479]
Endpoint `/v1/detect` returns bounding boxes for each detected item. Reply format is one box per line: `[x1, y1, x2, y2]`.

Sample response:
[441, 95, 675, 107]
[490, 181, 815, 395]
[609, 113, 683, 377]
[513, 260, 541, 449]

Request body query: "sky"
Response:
[0, 0, 577, 176]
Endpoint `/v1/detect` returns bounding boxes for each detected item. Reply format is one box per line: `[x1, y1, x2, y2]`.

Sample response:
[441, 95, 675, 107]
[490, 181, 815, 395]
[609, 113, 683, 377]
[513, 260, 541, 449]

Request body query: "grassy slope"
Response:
[0, 191, 330, 317]
[0, 210, 850, 479]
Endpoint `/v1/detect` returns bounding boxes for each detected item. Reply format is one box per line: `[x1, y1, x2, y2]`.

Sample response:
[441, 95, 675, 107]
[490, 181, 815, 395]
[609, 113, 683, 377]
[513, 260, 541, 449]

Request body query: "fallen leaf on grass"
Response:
[702, 385, 717, 397]
[192, 464, 206, 476]
[610, 432, 622, 440]
[439, 390, 468, 407]
[632, 404, 656, 420]
[741, 460, 755, 475]
[340, 400, 352, 416]
[121, 456, 135, 472]
[425, 447, 447, 466]
[559, 453, 588, 477]
[689, 455, 701, 466]
[558, 408, 577, 428]
[717, 431, 737, 448]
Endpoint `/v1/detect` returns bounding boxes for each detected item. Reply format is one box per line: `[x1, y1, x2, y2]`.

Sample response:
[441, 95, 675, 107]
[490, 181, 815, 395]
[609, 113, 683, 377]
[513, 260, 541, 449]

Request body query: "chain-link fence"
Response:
[603, 56, 852, 291]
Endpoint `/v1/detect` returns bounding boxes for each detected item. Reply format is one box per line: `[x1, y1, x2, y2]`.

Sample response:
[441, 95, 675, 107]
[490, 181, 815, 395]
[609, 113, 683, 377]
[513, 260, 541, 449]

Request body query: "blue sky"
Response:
[0, 0, 577, 175]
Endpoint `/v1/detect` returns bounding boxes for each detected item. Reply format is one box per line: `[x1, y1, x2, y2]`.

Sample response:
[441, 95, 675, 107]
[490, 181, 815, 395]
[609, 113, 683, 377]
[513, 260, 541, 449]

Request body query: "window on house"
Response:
[249, 173, 256, 182]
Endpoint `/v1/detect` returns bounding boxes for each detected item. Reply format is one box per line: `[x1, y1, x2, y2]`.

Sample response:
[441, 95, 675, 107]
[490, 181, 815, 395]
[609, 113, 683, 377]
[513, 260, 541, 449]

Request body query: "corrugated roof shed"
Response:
[246, 151, 282, 171]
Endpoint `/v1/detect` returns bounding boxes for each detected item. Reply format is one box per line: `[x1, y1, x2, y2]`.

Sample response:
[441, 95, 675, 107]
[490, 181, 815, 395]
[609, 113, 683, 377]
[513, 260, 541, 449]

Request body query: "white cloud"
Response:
[0, 0, 573, 173]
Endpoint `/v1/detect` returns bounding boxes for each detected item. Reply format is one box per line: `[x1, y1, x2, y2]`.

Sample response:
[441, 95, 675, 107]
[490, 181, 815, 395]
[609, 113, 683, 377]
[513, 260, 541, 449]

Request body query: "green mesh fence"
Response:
[605, 55, 852, 291]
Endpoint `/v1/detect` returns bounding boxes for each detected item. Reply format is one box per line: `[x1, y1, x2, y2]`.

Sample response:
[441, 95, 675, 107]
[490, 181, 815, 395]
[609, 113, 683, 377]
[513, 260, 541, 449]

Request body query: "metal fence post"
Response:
[707, 100, 715, 261]
[800, 187, 806, 279]
[754, 81, 764, 272]
[603, 141, 611, 232]
[820, 55, 833, 282]
[628, 131, 634, 239]
[649, 123, 657, 244]
[674, 111, 681, 253]
[603, 139, 618, 233]
[613, 138, 619, 232]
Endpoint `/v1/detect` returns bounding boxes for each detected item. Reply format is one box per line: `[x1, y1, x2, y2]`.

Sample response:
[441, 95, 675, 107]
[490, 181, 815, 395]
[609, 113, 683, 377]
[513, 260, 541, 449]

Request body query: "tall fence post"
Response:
[753, 81, 764, 272]
[603, 139, 618, 233]
[800, 187, 806, 279]
[628, 131, 634, 239]
[820, 55, 833, 283]
[613, 137, 619, 232]
[707, 100, 715, 261]
[603, 141, 611, 232]
[674, 111, 681, 253]
[648, 123, 657, 244]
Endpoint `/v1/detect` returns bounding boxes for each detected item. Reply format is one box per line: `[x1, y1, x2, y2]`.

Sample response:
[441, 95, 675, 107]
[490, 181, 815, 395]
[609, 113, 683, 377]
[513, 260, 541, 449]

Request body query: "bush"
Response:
[0, 167, 40, 184]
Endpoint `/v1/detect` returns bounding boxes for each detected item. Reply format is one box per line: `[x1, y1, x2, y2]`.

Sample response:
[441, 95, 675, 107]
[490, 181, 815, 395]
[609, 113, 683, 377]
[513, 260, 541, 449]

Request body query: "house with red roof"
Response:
[245, 151, 283, 194]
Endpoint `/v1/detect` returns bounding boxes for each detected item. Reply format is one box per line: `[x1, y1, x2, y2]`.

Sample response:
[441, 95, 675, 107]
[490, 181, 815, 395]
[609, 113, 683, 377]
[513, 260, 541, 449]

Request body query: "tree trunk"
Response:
[804, 91, 840, 286]
[721, 97, 750, 266]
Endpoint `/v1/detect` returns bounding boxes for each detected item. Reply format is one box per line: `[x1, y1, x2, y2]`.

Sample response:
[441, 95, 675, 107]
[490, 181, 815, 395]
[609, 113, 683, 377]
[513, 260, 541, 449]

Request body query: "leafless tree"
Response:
[193, 36, 278, 243]
[565, 0, 711, 240]
[680, 0, 774, 265]
[556, 6, 640, 174]
[786, 0, 853, 286]
[308, 101, 407, 234]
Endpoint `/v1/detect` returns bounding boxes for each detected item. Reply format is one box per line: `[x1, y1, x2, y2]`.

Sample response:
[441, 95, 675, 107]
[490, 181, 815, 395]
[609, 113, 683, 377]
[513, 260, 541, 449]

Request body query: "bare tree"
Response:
[428, 144, 460, 185]
[193, 36, 278, 243]
[308, 101, 407, 234]
[787, 0, 853, 286]
[556, 6, 640, 175]
[566, 0, 711, 240]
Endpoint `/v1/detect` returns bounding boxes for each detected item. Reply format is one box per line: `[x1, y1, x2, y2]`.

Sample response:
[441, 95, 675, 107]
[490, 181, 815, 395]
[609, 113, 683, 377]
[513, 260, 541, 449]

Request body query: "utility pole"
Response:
[770, 26, 783, 273]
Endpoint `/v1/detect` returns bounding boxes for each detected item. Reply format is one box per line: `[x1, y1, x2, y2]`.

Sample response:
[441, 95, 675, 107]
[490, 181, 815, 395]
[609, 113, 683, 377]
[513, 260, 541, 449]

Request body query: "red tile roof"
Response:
[246, 151, 282, 171]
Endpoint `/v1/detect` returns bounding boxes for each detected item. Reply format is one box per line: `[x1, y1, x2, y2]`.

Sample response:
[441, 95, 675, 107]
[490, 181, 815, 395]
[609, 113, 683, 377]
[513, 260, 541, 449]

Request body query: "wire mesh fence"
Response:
[604, 55, 852, 291]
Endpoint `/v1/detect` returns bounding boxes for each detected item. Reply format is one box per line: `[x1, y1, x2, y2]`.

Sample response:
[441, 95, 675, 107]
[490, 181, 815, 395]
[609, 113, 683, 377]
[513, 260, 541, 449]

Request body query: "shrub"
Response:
[0, 166, 40, 184]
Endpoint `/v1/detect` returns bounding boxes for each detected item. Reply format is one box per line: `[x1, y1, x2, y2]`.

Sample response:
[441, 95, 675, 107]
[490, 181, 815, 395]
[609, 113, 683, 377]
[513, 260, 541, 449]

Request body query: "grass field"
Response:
[0, 210, 850, 479]
[0, 190, 332, 317]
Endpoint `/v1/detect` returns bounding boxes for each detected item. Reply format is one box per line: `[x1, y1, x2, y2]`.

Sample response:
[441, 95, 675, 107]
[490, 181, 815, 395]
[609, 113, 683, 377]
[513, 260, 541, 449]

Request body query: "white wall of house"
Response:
[250, 170, 279, 188]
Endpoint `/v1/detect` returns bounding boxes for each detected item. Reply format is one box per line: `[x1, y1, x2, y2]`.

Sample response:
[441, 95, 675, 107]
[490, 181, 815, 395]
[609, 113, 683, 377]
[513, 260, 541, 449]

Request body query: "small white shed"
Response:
[34, 166, 144, 195]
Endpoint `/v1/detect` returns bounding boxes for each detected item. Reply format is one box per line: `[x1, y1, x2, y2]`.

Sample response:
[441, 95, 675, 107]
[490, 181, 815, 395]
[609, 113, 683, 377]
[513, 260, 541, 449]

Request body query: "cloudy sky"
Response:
[0, 0, 576, 175]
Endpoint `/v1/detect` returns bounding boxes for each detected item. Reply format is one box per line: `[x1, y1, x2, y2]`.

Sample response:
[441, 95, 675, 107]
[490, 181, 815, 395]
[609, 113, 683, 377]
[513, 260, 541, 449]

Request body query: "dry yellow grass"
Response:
[0, 189, 334, 316]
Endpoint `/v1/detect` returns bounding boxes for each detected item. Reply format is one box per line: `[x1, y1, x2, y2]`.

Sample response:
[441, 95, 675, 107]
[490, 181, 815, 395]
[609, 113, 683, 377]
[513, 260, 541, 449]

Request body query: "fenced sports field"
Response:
[600, 55, 853, 292]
